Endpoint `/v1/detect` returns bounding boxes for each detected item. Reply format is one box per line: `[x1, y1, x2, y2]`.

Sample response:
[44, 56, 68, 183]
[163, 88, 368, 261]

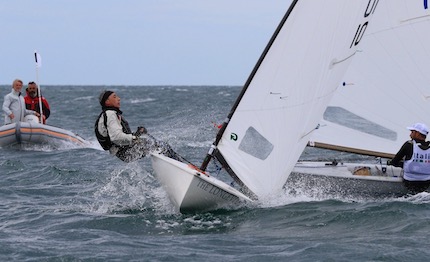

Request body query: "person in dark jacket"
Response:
[95, 90, 179, 163]
[389, 123, 430, 193]
[24, 81, 50, 124]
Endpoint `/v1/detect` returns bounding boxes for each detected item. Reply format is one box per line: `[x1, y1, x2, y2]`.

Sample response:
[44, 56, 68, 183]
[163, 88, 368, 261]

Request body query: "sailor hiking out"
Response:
[95, 90, 180, 163]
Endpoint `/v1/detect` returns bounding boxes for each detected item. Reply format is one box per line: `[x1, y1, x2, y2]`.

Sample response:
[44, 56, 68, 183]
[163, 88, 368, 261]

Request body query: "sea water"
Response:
[1, 85, 429, 261]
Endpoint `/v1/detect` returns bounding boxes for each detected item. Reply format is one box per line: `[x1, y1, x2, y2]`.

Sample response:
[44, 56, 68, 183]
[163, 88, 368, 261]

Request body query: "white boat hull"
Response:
[0, 121, 88, 148]
[151, 153, 252, 212]
[288, 161, 420, 197]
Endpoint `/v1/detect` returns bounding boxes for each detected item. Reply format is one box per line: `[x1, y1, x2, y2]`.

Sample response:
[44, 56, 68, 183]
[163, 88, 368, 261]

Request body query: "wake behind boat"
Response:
[0, 116, 88, 149]
[151, 0, 379, 213]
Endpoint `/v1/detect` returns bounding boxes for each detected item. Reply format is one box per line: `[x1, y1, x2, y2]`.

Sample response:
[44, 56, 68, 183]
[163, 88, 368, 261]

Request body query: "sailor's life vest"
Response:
[403, 141, 430, 181]
[94, 110, 132, 150]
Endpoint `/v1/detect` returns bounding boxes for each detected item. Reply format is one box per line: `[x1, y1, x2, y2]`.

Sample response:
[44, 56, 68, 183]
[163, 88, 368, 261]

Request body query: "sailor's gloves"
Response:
[133, 126, 147, 138]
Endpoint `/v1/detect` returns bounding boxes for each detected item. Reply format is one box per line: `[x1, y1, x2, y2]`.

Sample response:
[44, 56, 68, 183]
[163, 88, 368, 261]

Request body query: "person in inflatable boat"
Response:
[2, 79, 39, 125]
[95, 90, 179, 163]
[24, 81, 50, 124]
[389, 123, 430, 193]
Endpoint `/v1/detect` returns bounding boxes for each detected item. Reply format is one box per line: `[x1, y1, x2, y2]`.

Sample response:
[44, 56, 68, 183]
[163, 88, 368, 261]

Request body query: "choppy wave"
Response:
[2, 85, 430, 261]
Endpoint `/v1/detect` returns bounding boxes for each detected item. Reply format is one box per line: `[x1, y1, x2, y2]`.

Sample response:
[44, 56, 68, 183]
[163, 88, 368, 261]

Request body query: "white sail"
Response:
[310, 0, 430, 158]
[213, 0, 379, 198]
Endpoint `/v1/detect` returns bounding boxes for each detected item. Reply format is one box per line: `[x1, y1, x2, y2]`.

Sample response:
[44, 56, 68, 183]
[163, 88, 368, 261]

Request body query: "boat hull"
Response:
[288, 161, 421, 198]
[0, 121, 87, 148]
[151, 153, 252, 213]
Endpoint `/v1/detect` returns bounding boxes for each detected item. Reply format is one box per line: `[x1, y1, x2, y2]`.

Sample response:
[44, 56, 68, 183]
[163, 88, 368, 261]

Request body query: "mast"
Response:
[200, 0, 299, 171]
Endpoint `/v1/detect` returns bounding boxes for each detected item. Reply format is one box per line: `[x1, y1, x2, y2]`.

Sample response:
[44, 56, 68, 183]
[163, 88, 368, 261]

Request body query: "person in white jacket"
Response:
[2, 79, 39, 125]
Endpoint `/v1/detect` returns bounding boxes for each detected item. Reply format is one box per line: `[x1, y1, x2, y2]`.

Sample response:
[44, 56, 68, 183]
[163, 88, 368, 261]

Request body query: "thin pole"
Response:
[34, 51, 44, 124]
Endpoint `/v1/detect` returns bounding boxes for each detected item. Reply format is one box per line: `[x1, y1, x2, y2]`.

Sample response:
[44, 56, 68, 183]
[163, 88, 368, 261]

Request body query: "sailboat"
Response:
[290, 0, 430, 197]
[151, 0, 380, 212]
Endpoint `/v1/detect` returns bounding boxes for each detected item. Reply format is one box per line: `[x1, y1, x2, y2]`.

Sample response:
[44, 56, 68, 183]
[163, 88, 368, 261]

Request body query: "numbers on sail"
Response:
[350, 22, 368, 48]
[350, 0, 379, 48]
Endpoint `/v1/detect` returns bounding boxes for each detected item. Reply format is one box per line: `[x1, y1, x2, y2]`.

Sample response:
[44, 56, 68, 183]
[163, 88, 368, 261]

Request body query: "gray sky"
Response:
[1, 0, 289, 86]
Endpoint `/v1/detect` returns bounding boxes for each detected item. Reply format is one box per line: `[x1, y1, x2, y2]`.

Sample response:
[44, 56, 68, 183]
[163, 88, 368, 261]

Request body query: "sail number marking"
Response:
[350, 0, 379, 48]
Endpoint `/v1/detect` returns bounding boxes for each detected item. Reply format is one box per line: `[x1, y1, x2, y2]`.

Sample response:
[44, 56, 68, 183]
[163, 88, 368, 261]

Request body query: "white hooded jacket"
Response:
[2, 89, 35, 124]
